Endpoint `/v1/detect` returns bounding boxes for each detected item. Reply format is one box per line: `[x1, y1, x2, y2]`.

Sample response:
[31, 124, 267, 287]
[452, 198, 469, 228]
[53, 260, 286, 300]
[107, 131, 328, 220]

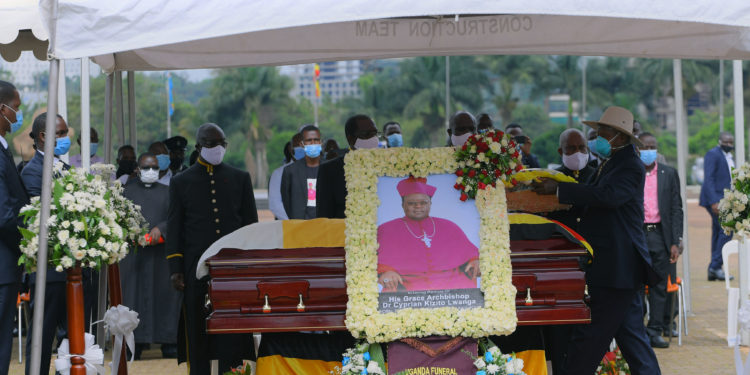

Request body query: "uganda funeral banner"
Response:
[343, 147, 517, 343]
[387, 336, 477, 375]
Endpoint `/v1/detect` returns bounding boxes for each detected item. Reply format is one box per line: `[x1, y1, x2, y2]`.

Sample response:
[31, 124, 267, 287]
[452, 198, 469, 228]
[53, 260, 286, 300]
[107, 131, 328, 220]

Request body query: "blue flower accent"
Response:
[342, 356, 350, 366]
[363, 352, 371, 361]
[362, 368, 368, 375]
[485, 351, 493, 362]
[476, 371, 486, 375]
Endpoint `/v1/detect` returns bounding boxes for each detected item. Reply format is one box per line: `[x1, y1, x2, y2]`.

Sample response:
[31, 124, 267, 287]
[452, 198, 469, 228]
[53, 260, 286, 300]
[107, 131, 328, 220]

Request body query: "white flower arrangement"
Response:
[18, 165, 147, 272]
[467, 338, 526, 375]
[344, 147, 516, 343]
[332, 341, 385, 375]
[719, 163, 750, 236]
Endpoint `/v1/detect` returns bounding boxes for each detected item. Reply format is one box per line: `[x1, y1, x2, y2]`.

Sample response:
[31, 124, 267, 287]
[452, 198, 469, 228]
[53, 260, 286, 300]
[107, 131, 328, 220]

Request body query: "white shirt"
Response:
[724, 150, 735, 174]
[268, 161, 292, 220]
[69, 154, 104, 168]
[117, 174, 130, 185]
[157, 169, 172, 186]
[0, 134, 7, 150]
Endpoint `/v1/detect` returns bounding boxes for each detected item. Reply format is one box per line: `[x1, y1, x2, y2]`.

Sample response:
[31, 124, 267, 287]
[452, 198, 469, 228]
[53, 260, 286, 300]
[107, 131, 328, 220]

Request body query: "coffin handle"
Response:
[297, 294, 305, 312]
[525, 288, 533, 306]
[262, 294, 271, 313]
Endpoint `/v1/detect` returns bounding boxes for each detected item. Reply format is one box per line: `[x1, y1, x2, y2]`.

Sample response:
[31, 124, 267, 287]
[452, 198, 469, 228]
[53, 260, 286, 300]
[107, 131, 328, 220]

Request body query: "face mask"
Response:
[721, 145, 734, 153]
[304, 144, 322, 158]
[593, 134, 619, 158]
[1, 104, 22, 133]
[116, 160, 137, 178]
[354, 136, 380, 150]
[54, 136, 71, 156]
[200, 145, 226, 165]
[639, 149, 658, 165]
[293, 146, 305, 160]
[562, 152, 589, 171]
[587, 140, 598, 156]
[478, 128, 489, 135]
[139, 168, 159, 184]
[156, 154, 171, 171]
[387, 133, 403, 147]
[90, 143, 98, 156]
[450, 133, 472, 147]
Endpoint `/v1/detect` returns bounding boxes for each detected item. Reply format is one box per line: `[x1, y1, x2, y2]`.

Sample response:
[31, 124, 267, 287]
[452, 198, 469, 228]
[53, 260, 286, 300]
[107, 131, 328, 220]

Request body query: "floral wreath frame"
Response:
[343, 147, 517, 343]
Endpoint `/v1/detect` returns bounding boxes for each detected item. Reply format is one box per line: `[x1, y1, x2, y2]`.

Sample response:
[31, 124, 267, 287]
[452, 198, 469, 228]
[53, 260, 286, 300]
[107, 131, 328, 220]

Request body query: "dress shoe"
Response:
[650, 335, 669, 348]
[708, 268, 733, 281]
[161, 344, 178, 359]
[663, 326, 679, 337]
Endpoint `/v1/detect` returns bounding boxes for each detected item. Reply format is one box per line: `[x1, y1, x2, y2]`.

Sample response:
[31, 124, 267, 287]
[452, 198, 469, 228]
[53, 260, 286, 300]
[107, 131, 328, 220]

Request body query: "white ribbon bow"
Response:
[735, 300, 750, 375]
[101, 305, 140, 375]
[54, 332, 105, 375]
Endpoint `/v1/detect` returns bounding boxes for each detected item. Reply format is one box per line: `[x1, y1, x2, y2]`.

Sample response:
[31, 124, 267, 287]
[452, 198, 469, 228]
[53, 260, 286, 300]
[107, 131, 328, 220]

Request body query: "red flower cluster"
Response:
[453, 130, 524, 200]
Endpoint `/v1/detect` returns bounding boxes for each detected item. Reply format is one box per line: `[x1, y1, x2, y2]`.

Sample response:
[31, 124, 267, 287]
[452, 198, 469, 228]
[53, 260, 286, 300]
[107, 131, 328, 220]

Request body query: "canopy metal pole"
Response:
[29, 58, 61, 375]
[720, 60, 725, 132]
[58, 60, 69, 164]
[673, 59, 692, 313]
[445, 56, 450, 130]
[127, 71, 136, 150]
[81, 58, 90, 171]
[96, 74, 114, 347]
[115, 71, 125, 148]
[733, 60, 748, 345]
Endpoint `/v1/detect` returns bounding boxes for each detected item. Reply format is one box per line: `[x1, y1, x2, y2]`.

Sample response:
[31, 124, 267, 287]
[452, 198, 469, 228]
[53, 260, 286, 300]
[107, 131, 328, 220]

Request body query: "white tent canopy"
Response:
[41, 0, 750, 72]
[0, 0, 48, 61]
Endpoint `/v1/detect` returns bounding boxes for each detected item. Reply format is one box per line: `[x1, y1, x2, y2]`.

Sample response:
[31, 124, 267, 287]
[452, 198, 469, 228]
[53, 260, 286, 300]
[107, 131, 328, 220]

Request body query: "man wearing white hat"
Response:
[534, 106, 661, 374]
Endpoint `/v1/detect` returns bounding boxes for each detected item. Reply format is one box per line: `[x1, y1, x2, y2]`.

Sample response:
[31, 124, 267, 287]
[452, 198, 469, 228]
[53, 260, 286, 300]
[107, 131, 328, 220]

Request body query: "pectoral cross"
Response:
[422, 234, 432, 248]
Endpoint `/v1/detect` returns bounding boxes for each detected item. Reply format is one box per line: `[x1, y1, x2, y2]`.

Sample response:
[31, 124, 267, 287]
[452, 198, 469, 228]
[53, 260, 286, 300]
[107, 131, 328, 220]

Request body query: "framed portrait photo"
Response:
[343, 147, 517, 343]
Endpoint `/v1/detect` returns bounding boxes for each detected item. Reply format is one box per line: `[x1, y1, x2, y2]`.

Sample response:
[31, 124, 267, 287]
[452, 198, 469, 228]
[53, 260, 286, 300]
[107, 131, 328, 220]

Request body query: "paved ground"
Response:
[8, 199, 744, 374]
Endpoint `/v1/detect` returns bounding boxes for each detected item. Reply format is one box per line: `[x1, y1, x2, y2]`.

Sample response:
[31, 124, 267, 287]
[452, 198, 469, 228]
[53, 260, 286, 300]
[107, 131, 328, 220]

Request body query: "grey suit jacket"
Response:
[655, 163, 683, 253]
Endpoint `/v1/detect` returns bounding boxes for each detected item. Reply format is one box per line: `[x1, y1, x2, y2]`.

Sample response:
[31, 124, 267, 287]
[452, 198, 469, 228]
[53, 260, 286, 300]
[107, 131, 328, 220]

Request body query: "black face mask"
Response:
[170, 157, 185, 170]
[116, 159, 137, 178]
[721, 145, 735, 153]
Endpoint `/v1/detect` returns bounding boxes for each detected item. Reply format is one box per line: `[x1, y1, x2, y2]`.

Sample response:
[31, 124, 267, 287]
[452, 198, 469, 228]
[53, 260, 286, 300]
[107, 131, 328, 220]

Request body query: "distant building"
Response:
[280, 61, 363, 102]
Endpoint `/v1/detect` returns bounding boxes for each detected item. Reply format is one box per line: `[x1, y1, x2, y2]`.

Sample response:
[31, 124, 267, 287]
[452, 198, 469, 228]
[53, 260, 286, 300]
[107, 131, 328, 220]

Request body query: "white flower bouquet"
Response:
[466, 338, 526, 375]
[18, 164, 147, 272]
[719, 163, 750, 236]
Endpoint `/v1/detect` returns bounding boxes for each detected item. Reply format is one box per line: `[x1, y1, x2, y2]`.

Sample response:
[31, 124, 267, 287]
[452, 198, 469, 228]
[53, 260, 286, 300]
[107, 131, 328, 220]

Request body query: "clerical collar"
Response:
[197, 158, 215, 173]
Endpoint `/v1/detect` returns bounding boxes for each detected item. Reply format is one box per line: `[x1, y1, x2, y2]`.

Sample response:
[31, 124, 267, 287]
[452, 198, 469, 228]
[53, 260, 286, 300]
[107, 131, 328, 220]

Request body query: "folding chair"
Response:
[723, 239, 740, 346]
[666, 275, 687, 346]
[16, 292, 30, 363]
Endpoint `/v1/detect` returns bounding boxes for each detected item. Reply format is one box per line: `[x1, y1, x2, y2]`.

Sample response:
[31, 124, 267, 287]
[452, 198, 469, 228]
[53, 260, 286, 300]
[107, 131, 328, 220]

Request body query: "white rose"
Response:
[73, 250, 86, 260]
[97, 237, 106, 246]
[94, 199, 106, 209]
[88, 261, 97, 268]
[490, 142, 501, 153]
[55, 265, 64, 272]
[366, 361, 384, 374]
[61, 256, 73, 268]
[66, 183, 74, 191]
[57, 230, 70, 243]
[473, 358, 486, 369]
[486, 364, 500, 374]
[61, 220, 70, 229]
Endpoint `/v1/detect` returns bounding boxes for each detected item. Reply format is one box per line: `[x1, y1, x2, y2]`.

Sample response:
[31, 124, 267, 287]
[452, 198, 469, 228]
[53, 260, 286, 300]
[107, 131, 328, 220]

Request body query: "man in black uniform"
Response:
[167, 123, 258, 374]
[164, 135, 189, 175]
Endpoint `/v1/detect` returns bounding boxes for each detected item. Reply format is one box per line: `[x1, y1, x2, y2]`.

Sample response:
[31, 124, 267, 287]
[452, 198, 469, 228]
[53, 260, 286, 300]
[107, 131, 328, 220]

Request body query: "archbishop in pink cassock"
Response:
[377, 176, 480, 292]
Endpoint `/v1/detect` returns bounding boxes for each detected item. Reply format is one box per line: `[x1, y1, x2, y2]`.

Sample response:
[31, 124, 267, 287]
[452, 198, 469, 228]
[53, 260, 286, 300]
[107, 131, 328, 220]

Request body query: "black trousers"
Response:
[645, 227, 670, 337]
[561, 287, 661, 375]
[25, 282, 67, 375]
[0, 282, 19, 375]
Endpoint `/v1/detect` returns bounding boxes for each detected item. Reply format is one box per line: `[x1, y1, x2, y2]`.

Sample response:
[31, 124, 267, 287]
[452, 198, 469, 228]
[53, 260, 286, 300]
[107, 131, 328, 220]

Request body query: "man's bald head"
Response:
[558, 128, 588, 156]
[448, 111, 476, 136]
[196, 123, 226, 149]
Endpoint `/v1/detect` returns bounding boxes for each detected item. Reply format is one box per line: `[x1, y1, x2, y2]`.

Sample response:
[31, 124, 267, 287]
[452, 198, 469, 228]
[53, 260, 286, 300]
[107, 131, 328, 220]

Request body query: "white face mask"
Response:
[450, 133, 472, 147]
[140, 169, 159, 184]
[562, 151, 589, 171]
[354, 136, 379, 150]
[200, 145, 226, 165]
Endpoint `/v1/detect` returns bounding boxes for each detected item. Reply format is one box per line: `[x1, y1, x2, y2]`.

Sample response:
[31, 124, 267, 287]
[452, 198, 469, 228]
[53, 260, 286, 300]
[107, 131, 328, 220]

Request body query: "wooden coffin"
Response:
[206, 234, 590, 334]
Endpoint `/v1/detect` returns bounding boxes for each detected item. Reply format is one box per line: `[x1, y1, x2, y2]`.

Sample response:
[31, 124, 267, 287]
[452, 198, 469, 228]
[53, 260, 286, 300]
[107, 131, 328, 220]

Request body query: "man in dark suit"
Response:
[638, 132, 683, 349]
[281, 125, 322, 219]
[535, 106, 660, 375]
[700, 132, 734, 281]
[20, 112, 71, 375]
[0, 80, 29, 375]
[316, 114, 379, 219]
[167, 123, 258, 374]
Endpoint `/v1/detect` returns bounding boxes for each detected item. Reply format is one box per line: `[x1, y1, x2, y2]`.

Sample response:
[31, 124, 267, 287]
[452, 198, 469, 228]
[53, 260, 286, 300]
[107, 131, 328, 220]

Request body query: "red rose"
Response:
[508, 140, 516, 148]
[500, 147, 506, 153]
[468, 169, 476, 177]
[515, 164, 523, 171]
[505, 169, 512, 175]
[494, 169, 502, 177]
[491, 158, 499, 164]
[481, 170, 488, 176]
[513, 151, 520, 158]
[478, 182, 486, 190]
[454, 183, 461, 190]
[491, 182, 497, 187]
[498, 131, 504, 137]
[456, 169, 464, 176]
[460, 193, 468, 201]
[511, 178, 518, 186]
[462, 144, 468, 151]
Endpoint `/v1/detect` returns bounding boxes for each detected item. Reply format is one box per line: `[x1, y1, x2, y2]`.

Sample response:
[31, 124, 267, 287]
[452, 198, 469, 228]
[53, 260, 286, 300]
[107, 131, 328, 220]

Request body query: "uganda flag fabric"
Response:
[491, 326, 548, 375]
[256, 332, 354, 375]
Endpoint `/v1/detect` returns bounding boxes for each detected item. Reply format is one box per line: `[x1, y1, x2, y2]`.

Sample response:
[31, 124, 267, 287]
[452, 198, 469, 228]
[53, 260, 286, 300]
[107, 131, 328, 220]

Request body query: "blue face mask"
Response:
[304, 144, 321, 158]
[156, 154, 171, 171]
[2, 104, 22, 133]
[54, 136, 71, 156]
[90, 142, 99, 156]
[640, 149, 658, 165]
[593, 134, 619, 158]
[587, 139, 598, 156]
[293, 146, 305, 160]
[387, 133, 403, 147]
